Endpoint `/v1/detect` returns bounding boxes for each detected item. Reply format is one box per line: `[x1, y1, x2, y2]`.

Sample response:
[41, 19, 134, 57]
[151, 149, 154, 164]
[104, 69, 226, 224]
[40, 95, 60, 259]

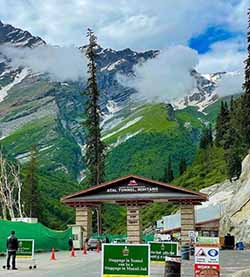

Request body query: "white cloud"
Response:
[0, 0, 248, 50]
[215, 73, 244, 97]
[118, 46, 199, 102]
[197, 37, 246, 73]
[0, 45, 87, 82]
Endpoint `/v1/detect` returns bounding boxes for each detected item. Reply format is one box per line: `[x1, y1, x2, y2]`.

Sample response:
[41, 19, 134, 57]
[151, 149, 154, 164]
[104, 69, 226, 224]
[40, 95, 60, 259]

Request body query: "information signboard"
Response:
[102, 244, 150, 277]
[16, 239, 34, 259]
[150, 242, 178, 264]
[194, 244, 220, 277]
[196, 237, 219, 244]
[195, 246, 219, 265]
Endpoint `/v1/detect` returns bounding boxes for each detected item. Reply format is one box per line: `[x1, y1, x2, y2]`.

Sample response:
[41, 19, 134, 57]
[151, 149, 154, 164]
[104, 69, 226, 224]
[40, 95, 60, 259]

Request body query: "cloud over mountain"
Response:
[0, 45, 87, 81]
[118, 45, 199, 102]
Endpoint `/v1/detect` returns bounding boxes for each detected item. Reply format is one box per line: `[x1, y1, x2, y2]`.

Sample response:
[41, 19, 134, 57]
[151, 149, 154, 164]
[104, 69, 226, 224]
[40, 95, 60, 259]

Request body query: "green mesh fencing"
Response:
[0, 220, 72, 253]
[92, 233, 154, 243]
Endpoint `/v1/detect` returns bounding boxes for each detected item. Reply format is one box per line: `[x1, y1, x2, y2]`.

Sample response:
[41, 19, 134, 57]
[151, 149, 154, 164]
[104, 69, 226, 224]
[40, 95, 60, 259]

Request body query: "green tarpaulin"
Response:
[0, 220, 72, 253]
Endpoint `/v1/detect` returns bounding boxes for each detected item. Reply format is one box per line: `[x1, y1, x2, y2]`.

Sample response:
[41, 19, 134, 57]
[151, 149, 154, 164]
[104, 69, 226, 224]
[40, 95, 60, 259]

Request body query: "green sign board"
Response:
[102, 244, 150, 277]
[150, 242, 178, 264]
[16, 239, 34, 259]
[197, 237, 219, 244]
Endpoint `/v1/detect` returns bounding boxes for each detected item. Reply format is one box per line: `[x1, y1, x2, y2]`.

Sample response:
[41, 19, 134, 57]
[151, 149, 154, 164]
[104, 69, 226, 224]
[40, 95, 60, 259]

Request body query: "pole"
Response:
[96, 206, 102, 235]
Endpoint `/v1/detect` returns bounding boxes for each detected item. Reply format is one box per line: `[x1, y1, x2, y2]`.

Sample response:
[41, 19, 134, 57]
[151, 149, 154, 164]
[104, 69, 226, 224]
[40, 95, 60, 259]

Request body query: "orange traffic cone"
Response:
[50, 248, 56, 260]
[96, 243, 100, 253]
[70, 247, 75, 257]
[83, 244, 87, 255]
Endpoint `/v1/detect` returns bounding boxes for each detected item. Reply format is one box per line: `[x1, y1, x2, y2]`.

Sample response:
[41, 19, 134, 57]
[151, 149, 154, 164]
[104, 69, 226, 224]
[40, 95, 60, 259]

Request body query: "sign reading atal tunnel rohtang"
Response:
[102, 244, 150, 277]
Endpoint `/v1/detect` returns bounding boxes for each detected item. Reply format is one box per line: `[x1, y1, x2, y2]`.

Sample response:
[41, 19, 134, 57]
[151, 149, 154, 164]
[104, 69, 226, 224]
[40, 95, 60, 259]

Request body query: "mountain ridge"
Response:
[0, 20, 240, 229]
[0, 20, 233, 179]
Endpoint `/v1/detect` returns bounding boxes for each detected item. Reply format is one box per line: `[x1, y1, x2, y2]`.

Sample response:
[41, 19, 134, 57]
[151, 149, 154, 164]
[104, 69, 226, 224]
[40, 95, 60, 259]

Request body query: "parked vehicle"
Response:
[87, 238, 101, 251]
[112, 238, 127, 244]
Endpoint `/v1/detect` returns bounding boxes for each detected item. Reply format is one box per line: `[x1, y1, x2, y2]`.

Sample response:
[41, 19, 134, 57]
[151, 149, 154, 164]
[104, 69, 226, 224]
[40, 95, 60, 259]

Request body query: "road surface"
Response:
[0, 250, 249, 276]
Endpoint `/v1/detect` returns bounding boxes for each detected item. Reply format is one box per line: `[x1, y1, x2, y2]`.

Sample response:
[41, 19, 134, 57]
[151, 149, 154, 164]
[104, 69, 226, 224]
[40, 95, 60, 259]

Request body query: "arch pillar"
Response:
[180, 204, 195, 245]
[127, 203, 141, 244]
[76, 206, 92, 239]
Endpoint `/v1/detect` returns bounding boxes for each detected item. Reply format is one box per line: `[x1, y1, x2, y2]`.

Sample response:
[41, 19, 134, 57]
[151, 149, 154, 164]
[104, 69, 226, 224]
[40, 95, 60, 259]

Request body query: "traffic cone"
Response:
[83, 244, 87, 255]
[70, 247, 75, 257]
[50, 248, 56, 260]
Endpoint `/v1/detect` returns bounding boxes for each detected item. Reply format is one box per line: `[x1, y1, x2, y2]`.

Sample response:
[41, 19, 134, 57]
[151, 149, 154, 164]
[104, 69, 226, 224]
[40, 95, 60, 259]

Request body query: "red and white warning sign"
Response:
[195, 246, 219, 264]
[195, 242, 220, 277]
[194, 264, 220, 276]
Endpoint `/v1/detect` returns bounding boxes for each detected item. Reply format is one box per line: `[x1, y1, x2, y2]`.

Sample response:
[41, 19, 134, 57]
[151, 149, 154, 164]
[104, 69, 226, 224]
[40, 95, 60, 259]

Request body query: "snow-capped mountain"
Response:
[0, 20, 45, 47]
[0, 20, 226, 116]
[174, 70, 219, 111]
[0, 20, 238, 180]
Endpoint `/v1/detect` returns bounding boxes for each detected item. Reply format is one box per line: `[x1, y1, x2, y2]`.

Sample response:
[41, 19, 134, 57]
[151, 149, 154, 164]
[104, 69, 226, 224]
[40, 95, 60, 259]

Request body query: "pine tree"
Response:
[179, 158, 187, 176]
[226, 148, 242, 181]
[215, 101, 230, 148]
[200, 126, 213, 149]
[239, 9, 250, 146]
[84, 29, 106, 186]
[164, 157, 174, 183]
[22, 145, 40, 218]
[230, 96, 234, 113]
[208, 124, 213, 147]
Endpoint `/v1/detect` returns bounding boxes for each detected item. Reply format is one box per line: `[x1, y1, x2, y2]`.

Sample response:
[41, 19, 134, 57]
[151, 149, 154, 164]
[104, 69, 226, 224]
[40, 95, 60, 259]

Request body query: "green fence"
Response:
[92, 233, 154, 243]
[0, 220, 72, 253]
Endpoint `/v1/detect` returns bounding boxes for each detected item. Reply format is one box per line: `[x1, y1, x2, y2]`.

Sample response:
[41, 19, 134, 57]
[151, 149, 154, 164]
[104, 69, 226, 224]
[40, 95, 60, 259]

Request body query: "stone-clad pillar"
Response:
[127, 204, 141, 244]
[180, 204, 195, 245]
[76, 206, 92, 239]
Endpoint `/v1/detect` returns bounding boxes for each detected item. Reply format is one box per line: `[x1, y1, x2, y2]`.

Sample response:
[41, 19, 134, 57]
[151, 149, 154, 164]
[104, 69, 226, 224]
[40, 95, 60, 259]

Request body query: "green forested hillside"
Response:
[30, 171, 80, 229]
[1, 101, 226, 231]
[173, 147, 227, 190]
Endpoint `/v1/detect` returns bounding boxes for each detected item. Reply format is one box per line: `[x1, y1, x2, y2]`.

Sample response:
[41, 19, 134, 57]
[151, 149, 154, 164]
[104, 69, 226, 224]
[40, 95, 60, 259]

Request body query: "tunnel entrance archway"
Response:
[61, 175, 207, 245]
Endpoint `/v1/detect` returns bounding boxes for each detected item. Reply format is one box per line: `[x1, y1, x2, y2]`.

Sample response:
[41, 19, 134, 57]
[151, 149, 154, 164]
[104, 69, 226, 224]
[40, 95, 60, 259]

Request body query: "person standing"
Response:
[6, 230, 19, 270]
[68, 237, 73, 251]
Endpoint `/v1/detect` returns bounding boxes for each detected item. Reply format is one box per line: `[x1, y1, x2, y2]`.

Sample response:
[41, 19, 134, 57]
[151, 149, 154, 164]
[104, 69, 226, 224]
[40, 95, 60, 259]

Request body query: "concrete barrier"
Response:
[233, 269, 250, 277]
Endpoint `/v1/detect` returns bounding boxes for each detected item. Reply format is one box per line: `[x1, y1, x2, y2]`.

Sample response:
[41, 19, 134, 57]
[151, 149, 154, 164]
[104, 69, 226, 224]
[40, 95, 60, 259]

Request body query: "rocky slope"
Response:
[201, 153, 250, 244]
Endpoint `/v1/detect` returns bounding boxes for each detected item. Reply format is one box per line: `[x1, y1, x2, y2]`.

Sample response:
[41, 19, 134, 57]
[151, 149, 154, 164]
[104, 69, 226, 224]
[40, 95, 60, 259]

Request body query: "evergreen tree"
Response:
[215, 101, 230, 148]
[239, 9, 250, 146]
[226, 148, 242, 182]
[84, 29, 106, 186]
[22, 145, 40, 218]
[179, 158, 187, 176]
[164, 157, 174, 182]
[208, 124, 213, 147]
[230, 96, 234, 113]
[200, 126, 213, 149]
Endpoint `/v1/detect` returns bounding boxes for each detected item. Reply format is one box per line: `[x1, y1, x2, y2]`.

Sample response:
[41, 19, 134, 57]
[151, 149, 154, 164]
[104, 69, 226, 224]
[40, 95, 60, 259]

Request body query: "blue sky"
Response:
[189, 27, 238, 54]
[0, 0, 249, 73]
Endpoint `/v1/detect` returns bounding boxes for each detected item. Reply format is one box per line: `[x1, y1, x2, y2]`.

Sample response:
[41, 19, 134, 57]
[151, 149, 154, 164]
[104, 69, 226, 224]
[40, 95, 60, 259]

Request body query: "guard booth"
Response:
[61, 175, 208, 246]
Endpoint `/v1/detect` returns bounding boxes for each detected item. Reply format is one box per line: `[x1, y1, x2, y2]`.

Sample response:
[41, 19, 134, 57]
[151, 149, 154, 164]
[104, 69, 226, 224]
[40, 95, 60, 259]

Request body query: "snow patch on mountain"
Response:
[0, 68, 29, 103]
[173, 71, 229, 112]
[101, 59, 126, 72]
[101, 100, 123, 130]
[102, 116, 143, 140]
[111, 129, 144, 148]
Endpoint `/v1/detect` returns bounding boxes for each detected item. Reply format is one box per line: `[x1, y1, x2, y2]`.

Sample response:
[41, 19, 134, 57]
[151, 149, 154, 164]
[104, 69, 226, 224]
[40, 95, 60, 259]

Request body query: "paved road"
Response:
[0, 250, 249, 276]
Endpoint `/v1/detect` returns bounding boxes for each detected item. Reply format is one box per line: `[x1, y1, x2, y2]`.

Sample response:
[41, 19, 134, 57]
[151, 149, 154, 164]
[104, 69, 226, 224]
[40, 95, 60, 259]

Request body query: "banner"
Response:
[102, 244, 150, 277]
